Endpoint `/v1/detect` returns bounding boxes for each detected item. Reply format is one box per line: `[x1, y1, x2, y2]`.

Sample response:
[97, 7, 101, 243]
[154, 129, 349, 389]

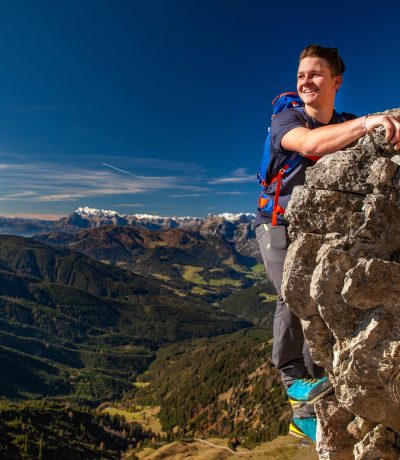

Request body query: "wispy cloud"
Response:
[112, 203, 145, 207]
[0, 159, 210, 203]
[2, 191, 37, 198]
[0, 164, 14, 170]
[102, 162, 141, 178]
[216, 191, 243, 195]
[124, 157, 202, 173]
[208, 167, 255, 184]
[170, 193, 204, 198]
[101, 162, 179, 181]
[170, 191, 242, 198]
[0, 154, 256, 215]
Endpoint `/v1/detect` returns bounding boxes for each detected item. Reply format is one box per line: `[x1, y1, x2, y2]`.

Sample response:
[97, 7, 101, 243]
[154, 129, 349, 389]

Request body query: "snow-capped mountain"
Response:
[215, 212, 255, 222]
[63, 207, 257, 257]
[69, 207, 255, 230]
[0, 208, 258, 258]
[75, 206, 120, 218]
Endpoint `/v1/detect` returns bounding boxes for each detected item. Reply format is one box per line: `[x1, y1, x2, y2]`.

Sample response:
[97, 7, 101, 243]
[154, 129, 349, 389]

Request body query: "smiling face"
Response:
[297, 57, 342, 111]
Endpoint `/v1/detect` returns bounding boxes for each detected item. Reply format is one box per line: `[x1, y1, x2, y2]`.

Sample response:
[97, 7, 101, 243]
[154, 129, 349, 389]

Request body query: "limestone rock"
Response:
[367, 157, 399, 188]
[310, 247, 358, 339]
[347, 416, 376, 441]
[285, 187, 364, 240]
[282, 232, 323, 319]
[305, 148, 373, 195]
[342, 258, 400, 310]
[282, 108, 400, 458]
[350, 193, 400, 258]
[302, 315, 333, 371]
[315, 395, 356, 460]
[353, 425, 398, 460]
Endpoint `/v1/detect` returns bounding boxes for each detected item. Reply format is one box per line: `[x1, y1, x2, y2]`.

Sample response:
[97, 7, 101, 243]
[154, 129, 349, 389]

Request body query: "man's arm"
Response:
[282, 114, 400, 157]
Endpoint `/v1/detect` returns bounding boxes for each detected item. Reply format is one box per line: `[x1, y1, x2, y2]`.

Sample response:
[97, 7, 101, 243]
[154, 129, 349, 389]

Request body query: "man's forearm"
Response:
[300, 117, 366, 157]
[282, 113, 400, 157]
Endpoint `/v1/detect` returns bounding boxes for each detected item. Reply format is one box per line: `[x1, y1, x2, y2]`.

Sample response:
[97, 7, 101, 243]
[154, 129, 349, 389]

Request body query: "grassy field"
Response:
[209, 278, 241, 287]
[222, 257, 247, 272]
[183, 265, 244, 287]
[259, 292, 278, 303]
[103, 406, 164, 434]
[209, 268, 225, 273]
[131, 435, 318, 460]
[134, 382, 151, 388]
[191, 286, 209, 295]
[182, 266, 207, 284]
[251, 264, 266, 274]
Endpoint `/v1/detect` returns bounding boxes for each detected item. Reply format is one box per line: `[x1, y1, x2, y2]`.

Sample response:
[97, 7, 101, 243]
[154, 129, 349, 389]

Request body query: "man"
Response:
[255, 44, 400, 442]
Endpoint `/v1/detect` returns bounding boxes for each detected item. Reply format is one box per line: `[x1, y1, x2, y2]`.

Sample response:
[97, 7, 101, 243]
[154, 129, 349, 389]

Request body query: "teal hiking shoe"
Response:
[289, 417, 317, 442]
[287, 376, 332, 407]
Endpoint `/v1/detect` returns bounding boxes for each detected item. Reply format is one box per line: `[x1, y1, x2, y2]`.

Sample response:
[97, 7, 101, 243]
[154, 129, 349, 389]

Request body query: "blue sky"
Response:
[0, 0, 399, 219]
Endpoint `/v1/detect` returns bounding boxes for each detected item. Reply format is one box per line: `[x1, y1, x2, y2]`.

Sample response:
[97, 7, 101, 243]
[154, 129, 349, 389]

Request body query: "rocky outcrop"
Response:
[281, 109, 400, 459]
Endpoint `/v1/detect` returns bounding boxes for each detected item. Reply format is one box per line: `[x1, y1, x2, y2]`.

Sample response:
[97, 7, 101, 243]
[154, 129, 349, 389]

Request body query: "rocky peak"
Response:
[282, 109, 400, 459]
[76, 206, 120, 217]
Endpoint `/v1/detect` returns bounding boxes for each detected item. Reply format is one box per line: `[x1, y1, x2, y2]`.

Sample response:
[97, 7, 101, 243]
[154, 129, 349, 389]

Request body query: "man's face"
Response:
[297, 57, 342, 109]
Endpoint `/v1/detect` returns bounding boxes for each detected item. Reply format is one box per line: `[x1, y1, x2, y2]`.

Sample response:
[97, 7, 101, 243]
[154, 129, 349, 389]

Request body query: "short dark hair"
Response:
[299, 44, 345, 77]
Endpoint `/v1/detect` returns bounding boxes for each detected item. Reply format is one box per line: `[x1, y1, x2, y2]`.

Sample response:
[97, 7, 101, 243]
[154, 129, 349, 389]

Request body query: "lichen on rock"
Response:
[281, 109, 400, 458]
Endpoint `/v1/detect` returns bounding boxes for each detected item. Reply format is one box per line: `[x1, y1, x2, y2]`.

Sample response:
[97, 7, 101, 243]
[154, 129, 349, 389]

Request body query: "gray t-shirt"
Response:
[255, 107, 357, 227]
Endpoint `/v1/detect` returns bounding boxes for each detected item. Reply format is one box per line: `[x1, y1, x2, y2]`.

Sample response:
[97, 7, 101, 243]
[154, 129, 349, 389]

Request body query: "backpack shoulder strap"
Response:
[257, 92, 304, 185]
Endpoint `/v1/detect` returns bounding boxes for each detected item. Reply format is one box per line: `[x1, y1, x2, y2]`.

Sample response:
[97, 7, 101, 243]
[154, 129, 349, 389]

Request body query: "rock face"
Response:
[281, 109, 400, 459]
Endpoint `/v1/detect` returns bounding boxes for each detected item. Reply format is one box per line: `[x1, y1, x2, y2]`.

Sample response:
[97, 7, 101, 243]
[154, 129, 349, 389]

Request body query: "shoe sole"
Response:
[288, 431, 314, 443]
[288, 423, 315, 443]
[290, 385, 334, 407]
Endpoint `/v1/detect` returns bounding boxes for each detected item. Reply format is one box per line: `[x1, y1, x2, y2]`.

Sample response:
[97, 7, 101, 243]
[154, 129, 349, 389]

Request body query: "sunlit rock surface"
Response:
[282, 109, 400, 458]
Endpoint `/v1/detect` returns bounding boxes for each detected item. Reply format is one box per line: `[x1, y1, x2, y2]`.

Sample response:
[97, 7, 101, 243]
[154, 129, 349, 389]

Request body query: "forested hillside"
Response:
[0, 232, 283, 457]
[0, 235, 251, 402]
[219, 282, 277, 327]
[0, 400, 155, 459]
[133, 328, 289, 448]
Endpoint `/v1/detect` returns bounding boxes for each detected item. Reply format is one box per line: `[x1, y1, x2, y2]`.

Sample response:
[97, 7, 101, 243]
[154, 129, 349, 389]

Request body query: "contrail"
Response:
[102, 162, 140, 178]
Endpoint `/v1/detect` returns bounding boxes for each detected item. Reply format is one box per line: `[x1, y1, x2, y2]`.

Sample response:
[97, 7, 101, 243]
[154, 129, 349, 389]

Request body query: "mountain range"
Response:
[1, 207, 254, 233]
[1, 207, 260, 260]
[1, 207, 263, 305]
[3, 206, 256, 251]
[0, 208, 280, 457]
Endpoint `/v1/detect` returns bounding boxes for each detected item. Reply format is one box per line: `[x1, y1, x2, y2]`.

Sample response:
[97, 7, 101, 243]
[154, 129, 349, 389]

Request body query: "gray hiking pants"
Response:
[255, 223, 324, 389]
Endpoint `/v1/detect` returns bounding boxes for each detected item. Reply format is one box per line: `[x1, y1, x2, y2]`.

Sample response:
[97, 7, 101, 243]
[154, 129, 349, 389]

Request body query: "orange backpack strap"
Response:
[272, 167, 287, 226]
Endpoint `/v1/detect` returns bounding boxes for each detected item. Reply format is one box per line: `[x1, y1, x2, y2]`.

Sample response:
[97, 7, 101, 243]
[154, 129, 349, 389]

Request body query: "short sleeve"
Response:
[270, 109, 306, 153]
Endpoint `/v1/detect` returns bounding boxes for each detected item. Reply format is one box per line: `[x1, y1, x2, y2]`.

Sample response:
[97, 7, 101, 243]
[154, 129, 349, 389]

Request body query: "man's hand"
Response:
[365, 113, 400, 150]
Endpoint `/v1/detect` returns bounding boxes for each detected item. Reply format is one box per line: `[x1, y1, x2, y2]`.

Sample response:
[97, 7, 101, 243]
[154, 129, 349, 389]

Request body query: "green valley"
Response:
[35, 226, 266, 302]
[0, 235, 252, 403]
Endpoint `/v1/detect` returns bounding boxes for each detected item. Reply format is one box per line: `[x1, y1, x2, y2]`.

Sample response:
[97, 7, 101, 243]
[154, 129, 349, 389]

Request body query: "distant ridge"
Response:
[65, 207, 256, 235]
[74, 206, 255, 223]
[0, 207, 256, 237]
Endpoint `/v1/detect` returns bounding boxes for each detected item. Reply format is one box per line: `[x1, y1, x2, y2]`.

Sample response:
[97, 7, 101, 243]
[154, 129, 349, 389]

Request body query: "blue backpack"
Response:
[257, 92, 304, 225]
